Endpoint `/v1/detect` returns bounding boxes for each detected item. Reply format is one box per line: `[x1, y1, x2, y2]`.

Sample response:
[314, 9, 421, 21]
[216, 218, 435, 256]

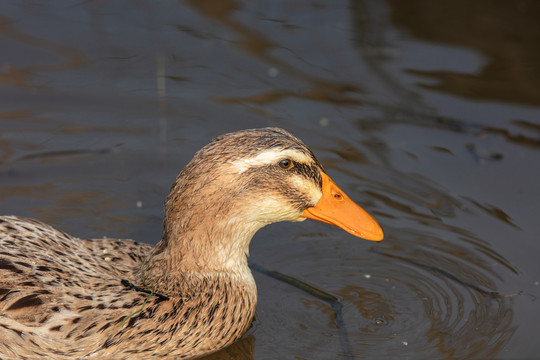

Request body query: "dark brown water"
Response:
[1, 1, 539, 359]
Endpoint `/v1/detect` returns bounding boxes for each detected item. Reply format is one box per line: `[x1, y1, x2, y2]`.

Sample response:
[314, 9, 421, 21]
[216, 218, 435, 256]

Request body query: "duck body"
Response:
[0, 128, 382, 359]
[0, 216, 255, 359]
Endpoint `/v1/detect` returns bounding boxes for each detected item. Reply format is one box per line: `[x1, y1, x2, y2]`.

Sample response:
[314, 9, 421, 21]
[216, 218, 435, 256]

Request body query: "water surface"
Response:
[1, 1, 539, 359]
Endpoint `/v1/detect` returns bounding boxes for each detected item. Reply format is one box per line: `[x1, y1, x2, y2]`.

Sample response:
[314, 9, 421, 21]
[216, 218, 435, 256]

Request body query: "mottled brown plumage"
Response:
[0, 128, 383, 359]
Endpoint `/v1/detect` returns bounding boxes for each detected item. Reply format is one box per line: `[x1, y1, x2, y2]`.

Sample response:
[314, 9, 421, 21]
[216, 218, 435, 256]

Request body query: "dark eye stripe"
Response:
[290, 163, 322, 188]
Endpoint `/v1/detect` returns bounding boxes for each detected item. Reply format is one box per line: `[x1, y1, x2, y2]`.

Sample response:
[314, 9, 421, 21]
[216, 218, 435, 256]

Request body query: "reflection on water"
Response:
[1, 0, 539, 359]
[0, 14, 86, 88]
[388, 0, 540, 106]
[184, 0, 364, 106]
[204, 334, 255, 360]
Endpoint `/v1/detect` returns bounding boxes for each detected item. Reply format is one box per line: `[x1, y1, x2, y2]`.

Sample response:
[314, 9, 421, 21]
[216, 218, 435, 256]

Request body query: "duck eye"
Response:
[279, 159, 294, 169]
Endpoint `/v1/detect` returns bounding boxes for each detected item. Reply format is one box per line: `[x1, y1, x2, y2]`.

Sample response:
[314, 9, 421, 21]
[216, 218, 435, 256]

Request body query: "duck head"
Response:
[154, 128, 382, 273]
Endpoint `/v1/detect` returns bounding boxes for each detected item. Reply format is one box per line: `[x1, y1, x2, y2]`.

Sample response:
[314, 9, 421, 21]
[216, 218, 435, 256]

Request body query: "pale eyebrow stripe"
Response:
[229, 149, 314, 173]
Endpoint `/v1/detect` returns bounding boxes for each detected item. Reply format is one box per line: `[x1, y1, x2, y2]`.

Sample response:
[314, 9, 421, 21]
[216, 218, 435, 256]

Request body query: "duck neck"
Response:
[138, 163, 267, 296]
[139, 207, 260, 296]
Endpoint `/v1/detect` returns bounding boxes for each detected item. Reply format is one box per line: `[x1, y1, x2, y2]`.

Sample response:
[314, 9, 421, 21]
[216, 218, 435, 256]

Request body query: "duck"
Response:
[0, 127, 383, 359]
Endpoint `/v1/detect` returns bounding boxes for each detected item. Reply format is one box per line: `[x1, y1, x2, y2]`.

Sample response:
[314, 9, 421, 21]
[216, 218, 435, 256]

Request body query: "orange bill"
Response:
[302, 172, 384, 241]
